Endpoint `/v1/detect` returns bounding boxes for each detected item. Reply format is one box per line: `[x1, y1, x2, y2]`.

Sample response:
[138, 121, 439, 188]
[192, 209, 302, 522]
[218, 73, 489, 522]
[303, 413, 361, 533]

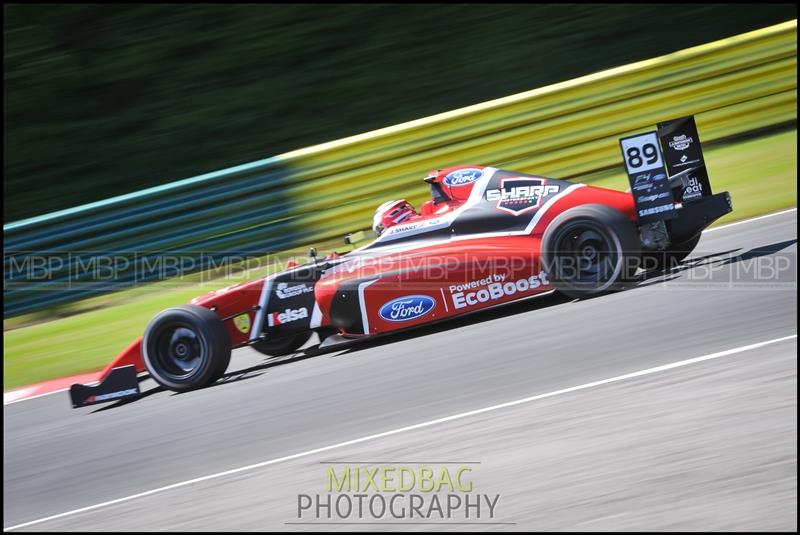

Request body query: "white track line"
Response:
[704, 207, 796, 233]
[4, 333, 796, 531]
[4, 387, 72, 406]
[3, 206, 796, 407]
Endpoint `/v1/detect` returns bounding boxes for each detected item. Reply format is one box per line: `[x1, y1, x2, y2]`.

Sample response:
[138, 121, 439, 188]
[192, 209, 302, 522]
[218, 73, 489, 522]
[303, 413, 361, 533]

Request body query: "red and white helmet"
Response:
[372, 199, 418, 236]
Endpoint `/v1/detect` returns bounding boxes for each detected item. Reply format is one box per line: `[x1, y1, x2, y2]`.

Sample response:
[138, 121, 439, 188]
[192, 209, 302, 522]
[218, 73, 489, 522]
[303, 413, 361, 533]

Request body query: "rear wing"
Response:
[657, 116, 712, 203]
[619, 115, 714, 224]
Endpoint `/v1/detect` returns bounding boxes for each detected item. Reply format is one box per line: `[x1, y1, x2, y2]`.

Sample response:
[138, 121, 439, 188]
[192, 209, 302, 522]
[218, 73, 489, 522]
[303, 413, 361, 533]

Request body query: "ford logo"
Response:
[444, 168, 483, 187]
[379, 295, 436, 322]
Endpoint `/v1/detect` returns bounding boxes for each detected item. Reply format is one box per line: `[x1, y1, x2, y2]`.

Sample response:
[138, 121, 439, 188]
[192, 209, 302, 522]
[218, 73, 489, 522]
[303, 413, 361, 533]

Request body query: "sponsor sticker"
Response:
[674, 157, 700, 169]
[267, 307, 309, 327]
[631, 171, 667, 192]
[387, 221, 425, 235]
[682, 175, 703, 201]
[379, 295, 436, 322]
[447, 272, 550, 309]
[444, 168, 483, 187]
[638, 204, 675, 217]
[275, 282, 313, 299]
[657, 116, 712, 198]
[381, 218, 444, 239]
[668, 134, 693, 151]
[89, 388, 139, 403]
[638, 191, 672, 203]
[486, 178, 559, 216]
[233, 313, 251, 333]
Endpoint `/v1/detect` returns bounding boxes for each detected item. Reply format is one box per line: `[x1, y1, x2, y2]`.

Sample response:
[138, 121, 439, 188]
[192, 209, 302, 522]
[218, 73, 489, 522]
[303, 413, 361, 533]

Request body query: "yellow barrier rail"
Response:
[282, 20, 797, 241]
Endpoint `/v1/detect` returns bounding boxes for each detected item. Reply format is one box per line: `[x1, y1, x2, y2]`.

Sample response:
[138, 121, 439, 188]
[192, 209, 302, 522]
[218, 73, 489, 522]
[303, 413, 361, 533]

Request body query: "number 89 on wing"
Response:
[619, 131, 665, 174]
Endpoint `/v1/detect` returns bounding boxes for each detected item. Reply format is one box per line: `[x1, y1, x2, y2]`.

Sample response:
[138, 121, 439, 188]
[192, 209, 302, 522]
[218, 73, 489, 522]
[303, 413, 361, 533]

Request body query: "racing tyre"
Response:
[251, 331, 312, 357]
[541, 204, 640, 299]
[642, 233, 702, 272]
[143, 305, 231, 392]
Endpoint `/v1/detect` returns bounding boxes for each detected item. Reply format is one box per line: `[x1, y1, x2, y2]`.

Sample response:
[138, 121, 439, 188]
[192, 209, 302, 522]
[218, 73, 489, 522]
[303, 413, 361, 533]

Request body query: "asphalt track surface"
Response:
[4, 209, 797, 531]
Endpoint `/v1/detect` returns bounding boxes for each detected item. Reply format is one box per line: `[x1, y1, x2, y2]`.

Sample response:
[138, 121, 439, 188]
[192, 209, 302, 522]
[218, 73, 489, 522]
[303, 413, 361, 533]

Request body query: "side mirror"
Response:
[344, 230, 366, 246]
[308, 247, 318, 262]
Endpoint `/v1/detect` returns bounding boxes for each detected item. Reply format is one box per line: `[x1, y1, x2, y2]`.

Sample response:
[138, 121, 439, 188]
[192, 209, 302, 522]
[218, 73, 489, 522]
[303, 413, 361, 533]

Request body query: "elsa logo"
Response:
[379, 295, 436, 322]
[267, 307, 308, 327]
[444, 168, 483, 186]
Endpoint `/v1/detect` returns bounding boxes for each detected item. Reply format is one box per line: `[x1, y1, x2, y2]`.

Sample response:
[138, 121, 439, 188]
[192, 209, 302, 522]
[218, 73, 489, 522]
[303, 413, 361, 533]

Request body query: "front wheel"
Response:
[541, 204, 641, 299]
[142, 305, 231, 392]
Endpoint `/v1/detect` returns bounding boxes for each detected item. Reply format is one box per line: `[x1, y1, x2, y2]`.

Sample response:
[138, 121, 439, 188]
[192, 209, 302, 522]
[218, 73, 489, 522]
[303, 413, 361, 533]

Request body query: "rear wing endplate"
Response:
[657, 116, 712, 203]
[619, 115, 712, 223]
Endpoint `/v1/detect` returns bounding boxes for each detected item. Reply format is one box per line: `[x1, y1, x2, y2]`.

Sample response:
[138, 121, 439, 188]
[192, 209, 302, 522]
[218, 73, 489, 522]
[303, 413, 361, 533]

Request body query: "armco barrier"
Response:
[3, 20, 796, 316]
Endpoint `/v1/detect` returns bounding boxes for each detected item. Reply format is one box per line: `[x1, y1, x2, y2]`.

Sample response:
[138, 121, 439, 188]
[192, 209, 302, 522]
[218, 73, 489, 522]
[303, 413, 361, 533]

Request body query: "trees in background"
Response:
[3, 4, 795, 221]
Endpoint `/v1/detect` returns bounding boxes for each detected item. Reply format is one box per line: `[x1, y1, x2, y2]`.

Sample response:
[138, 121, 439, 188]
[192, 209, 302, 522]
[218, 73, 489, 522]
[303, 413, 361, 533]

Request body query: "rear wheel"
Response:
[251, 331, 312, 357]
[541, 204, 641, 299]
[142, 305, 231, 392]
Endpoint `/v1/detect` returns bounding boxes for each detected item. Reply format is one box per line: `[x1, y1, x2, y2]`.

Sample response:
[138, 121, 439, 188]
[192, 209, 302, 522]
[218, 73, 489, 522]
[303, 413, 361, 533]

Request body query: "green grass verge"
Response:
[3, 129, 796, 390]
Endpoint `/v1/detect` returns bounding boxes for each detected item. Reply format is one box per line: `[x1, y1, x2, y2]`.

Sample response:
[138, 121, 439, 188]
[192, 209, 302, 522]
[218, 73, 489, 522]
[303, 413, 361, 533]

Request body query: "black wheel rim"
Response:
[552, 222, 619, 286]
[152, 323, 206, 380]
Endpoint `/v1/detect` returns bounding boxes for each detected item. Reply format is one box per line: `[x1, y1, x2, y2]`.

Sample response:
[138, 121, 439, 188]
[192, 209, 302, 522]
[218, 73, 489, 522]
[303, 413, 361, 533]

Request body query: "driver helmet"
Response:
[372, 199, 418, 236]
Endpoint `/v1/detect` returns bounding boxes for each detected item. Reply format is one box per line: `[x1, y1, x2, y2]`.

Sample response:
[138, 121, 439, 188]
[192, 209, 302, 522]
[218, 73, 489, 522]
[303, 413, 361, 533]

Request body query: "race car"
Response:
[70, 116, 732, 407]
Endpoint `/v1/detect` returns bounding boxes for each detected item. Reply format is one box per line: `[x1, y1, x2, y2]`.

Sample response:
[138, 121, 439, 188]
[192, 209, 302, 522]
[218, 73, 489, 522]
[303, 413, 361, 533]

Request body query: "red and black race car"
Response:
[70, 116, 732, 407]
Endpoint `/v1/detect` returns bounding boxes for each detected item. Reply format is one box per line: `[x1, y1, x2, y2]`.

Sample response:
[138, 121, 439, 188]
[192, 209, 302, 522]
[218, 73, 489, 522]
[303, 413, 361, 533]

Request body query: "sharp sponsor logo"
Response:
[384, 218, 444, 237]
[275, 282, 313, 299]
[387, 222, 424, 235]
[448, 272, 550, 309]
[486, 178, 559, 216]
[267, 307, 309, 327]
[379, 295, 436, 322]
[444, 168, 483, 186]
[669, 134, 693, 151]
